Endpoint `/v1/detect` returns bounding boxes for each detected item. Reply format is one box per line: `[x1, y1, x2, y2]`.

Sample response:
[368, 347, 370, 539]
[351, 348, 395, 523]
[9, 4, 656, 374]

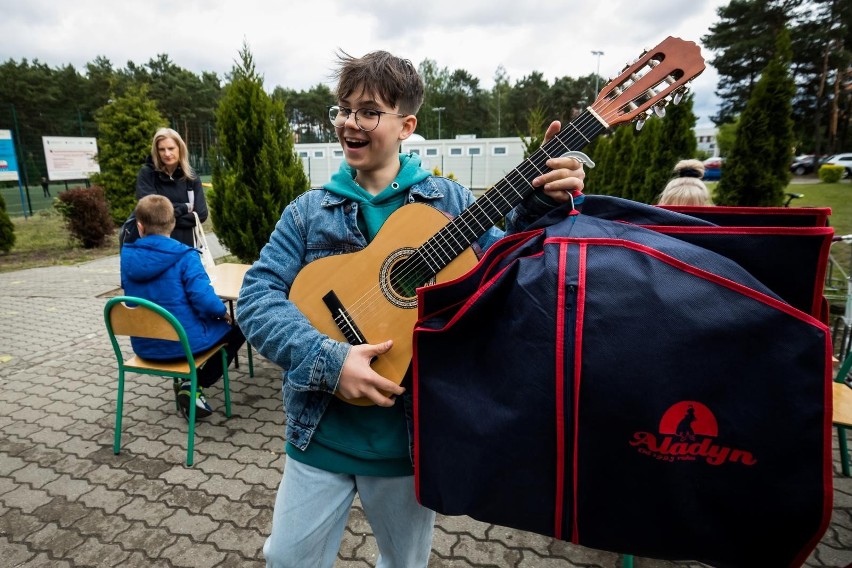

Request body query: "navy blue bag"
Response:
[658, 203, 831, 228]
[413, 197, 833, 568]
[579, 196, 834, 320]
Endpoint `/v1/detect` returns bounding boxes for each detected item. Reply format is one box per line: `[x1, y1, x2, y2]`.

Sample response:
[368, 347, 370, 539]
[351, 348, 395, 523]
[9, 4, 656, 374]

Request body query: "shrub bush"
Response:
[818, 164, 844, 184]
[0, 192, 15, 253]
[55, 186, 115, 248]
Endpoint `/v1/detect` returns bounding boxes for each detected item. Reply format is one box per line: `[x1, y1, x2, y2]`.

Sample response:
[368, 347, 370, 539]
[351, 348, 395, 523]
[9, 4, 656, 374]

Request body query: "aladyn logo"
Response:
[628, 401, 757, 466]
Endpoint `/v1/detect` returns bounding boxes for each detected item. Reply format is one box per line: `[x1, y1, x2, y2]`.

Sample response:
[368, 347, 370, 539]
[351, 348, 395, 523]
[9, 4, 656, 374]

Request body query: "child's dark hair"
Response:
[333, 50, 424, 115]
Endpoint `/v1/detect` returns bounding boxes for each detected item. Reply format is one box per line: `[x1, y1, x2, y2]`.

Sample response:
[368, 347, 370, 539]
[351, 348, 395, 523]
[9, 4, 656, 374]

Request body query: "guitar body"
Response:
[289, 203, 479, 405]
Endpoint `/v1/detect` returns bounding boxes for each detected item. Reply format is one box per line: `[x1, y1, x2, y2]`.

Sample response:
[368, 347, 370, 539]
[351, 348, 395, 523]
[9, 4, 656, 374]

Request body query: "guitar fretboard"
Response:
[405, 110, 608, 283]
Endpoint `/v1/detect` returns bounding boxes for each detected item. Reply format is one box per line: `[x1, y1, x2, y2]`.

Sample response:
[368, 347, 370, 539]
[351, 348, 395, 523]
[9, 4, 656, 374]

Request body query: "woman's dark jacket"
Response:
[135, 156, 208, 247]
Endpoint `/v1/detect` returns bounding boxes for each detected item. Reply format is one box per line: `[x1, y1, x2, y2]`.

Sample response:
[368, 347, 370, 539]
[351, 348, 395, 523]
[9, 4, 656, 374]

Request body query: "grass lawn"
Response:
[0, 210, 121, 273]
[793, 181, 852, 275]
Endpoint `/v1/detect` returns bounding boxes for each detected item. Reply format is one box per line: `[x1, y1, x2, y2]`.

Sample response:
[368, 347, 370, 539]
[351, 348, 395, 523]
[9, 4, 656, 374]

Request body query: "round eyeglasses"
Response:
[328, 105, 407, 132]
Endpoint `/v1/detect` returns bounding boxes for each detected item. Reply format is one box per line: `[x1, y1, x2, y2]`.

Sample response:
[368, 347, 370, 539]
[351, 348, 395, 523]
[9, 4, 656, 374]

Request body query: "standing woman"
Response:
[136, 128, 208, 247]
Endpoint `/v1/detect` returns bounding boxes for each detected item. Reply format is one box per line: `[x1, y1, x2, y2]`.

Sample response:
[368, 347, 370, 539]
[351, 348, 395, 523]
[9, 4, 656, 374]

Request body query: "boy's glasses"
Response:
[328, 105, 407, 132]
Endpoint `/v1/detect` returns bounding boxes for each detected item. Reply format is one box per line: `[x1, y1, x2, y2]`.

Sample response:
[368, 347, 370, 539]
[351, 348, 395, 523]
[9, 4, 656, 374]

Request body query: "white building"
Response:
[296, 134, 527, 192]
[296, 128, 720, 190]
[695, 125, 719, 157]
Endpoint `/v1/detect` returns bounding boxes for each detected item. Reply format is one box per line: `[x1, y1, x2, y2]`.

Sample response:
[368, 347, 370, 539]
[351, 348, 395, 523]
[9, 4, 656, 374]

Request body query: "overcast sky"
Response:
[5, 0, 727, 128]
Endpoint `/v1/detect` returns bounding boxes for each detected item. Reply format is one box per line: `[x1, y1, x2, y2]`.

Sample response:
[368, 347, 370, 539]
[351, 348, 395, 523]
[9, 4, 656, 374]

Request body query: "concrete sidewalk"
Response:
[0, 247, 850, 567]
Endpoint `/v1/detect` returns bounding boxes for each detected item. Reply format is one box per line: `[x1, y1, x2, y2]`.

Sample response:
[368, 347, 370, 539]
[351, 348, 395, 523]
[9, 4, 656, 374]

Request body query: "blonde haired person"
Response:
[135, 128, 208, 247]
[658, 159, 712, 206]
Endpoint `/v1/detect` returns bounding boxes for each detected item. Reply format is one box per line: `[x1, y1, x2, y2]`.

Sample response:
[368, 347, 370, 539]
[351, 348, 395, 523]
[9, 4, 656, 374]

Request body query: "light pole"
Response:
[591, 50, 604, 95]
[433, 107, 446, 139]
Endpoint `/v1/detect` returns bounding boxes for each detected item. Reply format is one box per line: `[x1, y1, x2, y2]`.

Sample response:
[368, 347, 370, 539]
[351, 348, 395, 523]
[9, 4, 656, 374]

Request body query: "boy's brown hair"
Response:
[135, 194, 176, 236]
[333, 50, 424, 115]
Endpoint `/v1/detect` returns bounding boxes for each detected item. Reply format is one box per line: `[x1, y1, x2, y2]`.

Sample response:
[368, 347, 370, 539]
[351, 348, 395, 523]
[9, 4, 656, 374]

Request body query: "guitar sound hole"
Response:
[381, 248, 434, 309]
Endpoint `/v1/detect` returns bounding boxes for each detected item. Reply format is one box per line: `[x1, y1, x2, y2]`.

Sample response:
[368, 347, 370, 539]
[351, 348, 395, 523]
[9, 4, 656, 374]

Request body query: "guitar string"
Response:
[332, 66, 685, 337]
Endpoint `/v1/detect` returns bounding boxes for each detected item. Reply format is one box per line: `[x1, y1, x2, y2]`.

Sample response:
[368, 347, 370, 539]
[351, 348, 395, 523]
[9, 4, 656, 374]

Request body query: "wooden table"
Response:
[207, 262, 253, 375]
[208, 262, 251, 302]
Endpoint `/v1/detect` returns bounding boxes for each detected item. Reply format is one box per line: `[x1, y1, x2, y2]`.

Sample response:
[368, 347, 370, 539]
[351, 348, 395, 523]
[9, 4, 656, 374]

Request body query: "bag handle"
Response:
[192, 211, 216, 272]
[192, 211, 206, 246]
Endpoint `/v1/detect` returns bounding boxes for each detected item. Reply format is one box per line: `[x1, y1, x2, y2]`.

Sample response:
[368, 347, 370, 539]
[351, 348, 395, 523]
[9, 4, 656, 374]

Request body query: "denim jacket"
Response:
[237, 174, 555, 460]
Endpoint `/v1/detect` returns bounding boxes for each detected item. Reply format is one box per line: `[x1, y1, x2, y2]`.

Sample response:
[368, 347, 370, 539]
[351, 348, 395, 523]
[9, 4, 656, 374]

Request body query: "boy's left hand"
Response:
[531, 120, 586, 203]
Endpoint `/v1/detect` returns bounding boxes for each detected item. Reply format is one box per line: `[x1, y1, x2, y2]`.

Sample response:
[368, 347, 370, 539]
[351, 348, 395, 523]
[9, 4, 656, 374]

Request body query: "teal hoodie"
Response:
[324, 153, 431, 241]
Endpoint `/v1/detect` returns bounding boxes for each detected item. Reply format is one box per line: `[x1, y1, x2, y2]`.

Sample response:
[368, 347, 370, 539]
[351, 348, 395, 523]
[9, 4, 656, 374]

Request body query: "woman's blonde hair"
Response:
[658, 159, 711, 206]
[150, 128, 195, 179]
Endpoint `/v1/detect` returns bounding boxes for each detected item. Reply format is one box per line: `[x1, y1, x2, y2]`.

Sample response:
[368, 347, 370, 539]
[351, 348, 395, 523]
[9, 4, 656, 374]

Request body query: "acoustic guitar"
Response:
[289, 36, 706, 405]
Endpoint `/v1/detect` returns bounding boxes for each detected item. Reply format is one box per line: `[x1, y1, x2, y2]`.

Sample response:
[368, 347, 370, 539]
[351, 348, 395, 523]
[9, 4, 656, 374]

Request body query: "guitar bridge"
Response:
[322, 290, 366, 345]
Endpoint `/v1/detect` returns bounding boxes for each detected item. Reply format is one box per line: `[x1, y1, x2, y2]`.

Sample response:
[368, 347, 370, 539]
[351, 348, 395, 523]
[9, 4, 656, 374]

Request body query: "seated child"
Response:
[120, 194, 245, 419]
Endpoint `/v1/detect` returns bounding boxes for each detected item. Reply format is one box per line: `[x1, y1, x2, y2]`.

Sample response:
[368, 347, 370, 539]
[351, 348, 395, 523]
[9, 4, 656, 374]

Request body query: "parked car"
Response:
[703, 157, 723, 181]
[822, 153, 852, 178]
[790, 154, 821, 175]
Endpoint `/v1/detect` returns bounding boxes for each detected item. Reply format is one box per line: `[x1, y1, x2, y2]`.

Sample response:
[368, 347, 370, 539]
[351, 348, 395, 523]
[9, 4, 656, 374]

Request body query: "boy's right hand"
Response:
[337, 340, 405, 407]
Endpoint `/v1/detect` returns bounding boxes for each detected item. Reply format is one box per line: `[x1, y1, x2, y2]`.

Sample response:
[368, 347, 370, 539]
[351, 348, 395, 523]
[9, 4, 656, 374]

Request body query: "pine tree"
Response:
[0, 192, 15, 253]
[210, 43, 309, 262]
[91, 84, 165, 224]
[715, 28, 795, 206]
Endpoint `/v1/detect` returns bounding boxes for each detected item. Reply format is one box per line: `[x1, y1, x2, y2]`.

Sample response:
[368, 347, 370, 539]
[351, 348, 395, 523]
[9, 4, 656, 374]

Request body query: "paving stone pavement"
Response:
[0, 251, 850, 568]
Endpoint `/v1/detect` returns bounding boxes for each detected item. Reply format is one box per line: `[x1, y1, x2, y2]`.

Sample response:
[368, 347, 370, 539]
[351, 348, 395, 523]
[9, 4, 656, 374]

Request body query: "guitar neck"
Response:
[415, 110, 608, 275]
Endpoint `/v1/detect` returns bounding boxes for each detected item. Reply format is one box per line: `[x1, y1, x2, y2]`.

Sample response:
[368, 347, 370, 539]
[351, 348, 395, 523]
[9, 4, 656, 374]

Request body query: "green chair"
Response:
[834, 351, 852, 476]
[104, 296, 232, 466]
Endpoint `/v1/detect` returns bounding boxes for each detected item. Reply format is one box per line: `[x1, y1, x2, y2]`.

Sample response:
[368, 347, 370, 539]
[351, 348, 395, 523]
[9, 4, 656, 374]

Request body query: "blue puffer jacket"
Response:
[120, 234, 229, 359]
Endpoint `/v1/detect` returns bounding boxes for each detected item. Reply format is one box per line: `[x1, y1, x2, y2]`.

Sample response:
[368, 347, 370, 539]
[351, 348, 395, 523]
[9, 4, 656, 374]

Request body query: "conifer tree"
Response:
[626, 118, 662, 202]
[211, 43, 309, 262]
[606, 126, 637, 198]
[91, 84, 165, 224]
[715, 28, 795, 206]
[0, 193, 15, 253]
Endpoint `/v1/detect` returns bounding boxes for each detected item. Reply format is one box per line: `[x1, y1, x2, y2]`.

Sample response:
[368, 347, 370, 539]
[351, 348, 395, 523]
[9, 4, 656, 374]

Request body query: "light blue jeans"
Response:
[263, 459, 436, 568]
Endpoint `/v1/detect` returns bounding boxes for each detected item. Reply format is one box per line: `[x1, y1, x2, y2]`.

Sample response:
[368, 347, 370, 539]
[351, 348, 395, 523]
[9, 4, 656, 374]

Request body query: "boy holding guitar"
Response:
[237, 49, 585, 567]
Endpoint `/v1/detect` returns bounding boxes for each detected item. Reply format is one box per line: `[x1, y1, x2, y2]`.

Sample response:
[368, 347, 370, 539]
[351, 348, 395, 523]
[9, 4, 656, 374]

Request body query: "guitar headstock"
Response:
[590, 36, 705, 130]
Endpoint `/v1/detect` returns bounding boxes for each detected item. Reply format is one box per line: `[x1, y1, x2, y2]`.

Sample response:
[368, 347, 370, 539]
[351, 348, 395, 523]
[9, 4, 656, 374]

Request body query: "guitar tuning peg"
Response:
[635, 117, 646, 131]
[673, 90, 684, 105]
[653, 104, 666, 118]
